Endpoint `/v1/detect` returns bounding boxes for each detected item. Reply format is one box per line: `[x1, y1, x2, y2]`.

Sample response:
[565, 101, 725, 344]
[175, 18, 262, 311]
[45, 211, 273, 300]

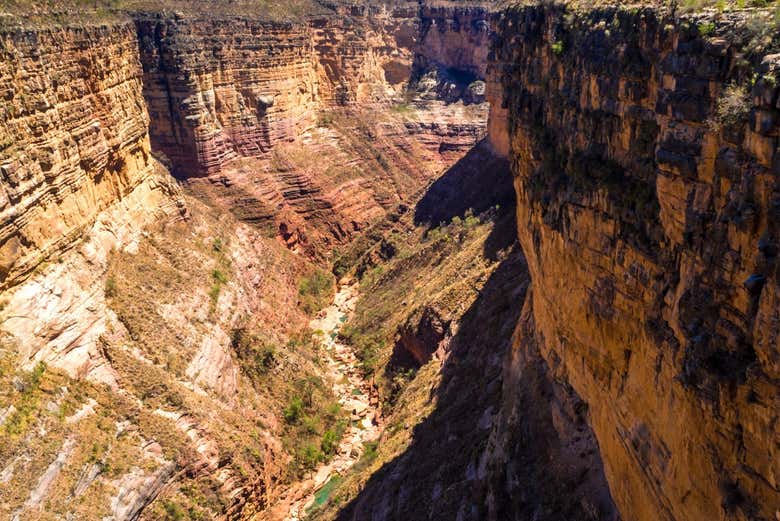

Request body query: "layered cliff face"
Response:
[491, 5, 780, 520]
[137, 17, 321, 177]
[0, 21, 166, 288]
[136, 5, 419, 179]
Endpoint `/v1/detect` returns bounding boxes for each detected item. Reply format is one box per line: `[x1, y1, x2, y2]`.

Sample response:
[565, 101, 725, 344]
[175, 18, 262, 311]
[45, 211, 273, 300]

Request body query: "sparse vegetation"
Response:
[298, 269, 334, 315]
[231, 328, 278, 382]
[339, 325, 384, 376]
[281, 377, 347, 478]
[391, 102, 415, 115]
[3, 361, 46, 437]
[283, 396, 304, 424]
[711, 82, 752, 129]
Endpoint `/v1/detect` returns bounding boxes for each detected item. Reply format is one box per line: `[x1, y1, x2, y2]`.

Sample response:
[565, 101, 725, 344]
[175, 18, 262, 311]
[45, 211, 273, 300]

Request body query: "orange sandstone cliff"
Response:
[489, 5, 780, 521]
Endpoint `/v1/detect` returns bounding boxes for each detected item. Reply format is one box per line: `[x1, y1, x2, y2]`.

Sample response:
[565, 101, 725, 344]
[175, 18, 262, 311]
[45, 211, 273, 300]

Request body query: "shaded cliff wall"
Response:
[0, 21, 166, 288]
[491, 4, 779, 521]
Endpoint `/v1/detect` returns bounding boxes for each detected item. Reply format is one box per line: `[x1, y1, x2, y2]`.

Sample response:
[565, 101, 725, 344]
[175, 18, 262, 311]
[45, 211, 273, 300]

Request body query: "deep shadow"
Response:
[336, 239, 529, 521]
[333, 238, 617, 520]
[330, 142, 618, 520]
[414, 138, 514, 227]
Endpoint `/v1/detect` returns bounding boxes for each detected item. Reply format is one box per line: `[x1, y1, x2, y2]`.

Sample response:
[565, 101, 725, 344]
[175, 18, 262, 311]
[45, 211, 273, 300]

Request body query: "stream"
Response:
[283, 284, 382, 520]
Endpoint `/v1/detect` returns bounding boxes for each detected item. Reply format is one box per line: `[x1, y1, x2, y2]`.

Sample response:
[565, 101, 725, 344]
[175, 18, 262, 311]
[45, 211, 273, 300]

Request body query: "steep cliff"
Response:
[491, 4, 780, 520]
[136, 17, 321, 177]
[0, 20, 169, 288]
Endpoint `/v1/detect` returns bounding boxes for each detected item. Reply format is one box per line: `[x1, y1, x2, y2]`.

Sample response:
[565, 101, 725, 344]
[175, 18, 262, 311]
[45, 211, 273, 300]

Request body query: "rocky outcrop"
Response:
[393, 306, 450, 366]
[491, 5, 780, 520]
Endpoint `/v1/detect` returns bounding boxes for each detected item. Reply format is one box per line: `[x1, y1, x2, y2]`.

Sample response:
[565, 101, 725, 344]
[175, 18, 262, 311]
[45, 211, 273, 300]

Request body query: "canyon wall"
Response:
[136, 17, 321, 177]
[491, 5, 779, 521]
[0, 21, 169, 288]
[137, 5, 419, 178]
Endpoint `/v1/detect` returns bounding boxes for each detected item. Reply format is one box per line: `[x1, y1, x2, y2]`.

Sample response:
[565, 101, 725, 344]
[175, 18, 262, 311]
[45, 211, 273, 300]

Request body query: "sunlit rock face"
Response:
[0, 22, 164, 288]
[490, 5, 780, 521]
[136, 17, 321, 177]
[135, 6, 420, 178]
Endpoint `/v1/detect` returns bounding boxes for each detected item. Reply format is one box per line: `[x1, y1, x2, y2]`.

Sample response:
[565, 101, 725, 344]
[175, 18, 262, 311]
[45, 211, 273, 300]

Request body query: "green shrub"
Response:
[283, 396, 304, 424]
[698, 22, 715, 37]
[4, 362, 46, 437]
[212, 269, 228, 285]
[463, 208, 479, 228]
[162, 500, 185, 521]
[298, 269, 333, 314]
[551, 40, 564, 55]
[302, 415, 320, 435]
[320, 420, 346, 455]
[299, 443, 323, 470]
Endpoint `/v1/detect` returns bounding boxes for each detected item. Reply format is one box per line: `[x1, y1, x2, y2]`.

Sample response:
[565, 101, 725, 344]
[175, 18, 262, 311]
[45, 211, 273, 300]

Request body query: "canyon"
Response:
[0, 1, 778, 521]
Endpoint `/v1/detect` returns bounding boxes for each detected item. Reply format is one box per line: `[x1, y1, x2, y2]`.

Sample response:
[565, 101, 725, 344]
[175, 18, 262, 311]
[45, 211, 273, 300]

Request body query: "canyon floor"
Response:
[271, 283, 381, 521]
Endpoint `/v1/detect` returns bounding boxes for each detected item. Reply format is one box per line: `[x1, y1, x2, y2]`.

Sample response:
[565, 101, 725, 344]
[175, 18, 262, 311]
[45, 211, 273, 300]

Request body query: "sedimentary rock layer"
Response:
[137, 17, 321, 177]
[0, 21, 158, 287]
[491, 5, 780, 520]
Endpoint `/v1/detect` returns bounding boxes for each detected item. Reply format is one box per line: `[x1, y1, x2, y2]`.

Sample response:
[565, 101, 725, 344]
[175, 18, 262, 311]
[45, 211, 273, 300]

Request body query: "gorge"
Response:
[0, 1, 778, 520]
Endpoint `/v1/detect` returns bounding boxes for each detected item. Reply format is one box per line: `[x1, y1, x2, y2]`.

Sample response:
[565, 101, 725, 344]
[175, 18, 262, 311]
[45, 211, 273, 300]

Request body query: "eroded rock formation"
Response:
[0, 21, 169, 288]
[490, 5, 780, 520]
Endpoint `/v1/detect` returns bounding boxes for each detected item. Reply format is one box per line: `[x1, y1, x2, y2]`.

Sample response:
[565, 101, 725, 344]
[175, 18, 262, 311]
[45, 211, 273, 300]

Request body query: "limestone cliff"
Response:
[491, 4, 780, 520]
[0, 21, 169, 288]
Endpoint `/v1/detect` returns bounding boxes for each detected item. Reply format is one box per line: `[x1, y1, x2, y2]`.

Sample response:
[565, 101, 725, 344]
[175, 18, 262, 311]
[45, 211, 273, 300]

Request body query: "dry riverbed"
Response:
[280, 284, 382, 520]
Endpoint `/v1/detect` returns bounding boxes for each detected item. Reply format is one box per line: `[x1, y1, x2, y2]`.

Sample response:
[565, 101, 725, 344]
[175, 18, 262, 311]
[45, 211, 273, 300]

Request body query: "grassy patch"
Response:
[298, 269, 334, 315]
[280, 377, 347, 479]
[3, 361, 46, 437]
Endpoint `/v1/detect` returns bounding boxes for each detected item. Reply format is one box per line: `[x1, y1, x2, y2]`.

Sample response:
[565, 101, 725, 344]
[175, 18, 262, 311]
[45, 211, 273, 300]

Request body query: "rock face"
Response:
[0, 21, 165, 288]
[136, 6, 419, 178]
[411, 5, 492, 104]
[490, 5, 780, 521]
[137, 17, 321, 177]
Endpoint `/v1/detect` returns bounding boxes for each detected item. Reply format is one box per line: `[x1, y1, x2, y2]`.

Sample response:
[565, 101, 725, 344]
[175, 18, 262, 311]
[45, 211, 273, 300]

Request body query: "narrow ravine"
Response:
[283, 283, 383, 520]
